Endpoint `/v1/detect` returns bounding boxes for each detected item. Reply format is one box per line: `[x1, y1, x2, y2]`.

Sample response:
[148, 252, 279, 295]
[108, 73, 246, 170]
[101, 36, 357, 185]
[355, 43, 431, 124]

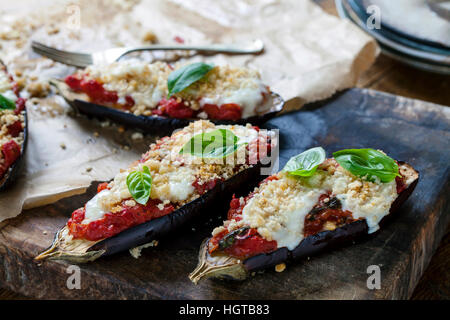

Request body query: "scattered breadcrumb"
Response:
[131, 132, 143, 140]
[275, 263, 286, 273]
[26, 81, 50, 98]
[142, 31, 157, 43]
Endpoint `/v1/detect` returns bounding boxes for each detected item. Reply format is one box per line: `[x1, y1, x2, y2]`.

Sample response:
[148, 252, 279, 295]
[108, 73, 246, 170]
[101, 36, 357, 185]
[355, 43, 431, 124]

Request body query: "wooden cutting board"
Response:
[0, 88, 448, 299]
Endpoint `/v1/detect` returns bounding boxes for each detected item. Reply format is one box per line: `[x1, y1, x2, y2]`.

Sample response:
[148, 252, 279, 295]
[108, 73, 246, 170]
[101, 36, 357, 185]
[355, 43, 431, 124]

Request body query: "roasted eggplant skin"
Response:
[243, 220, 368, 272]
[192, 161, 419, 281]
[52, 80, 284, 135]
[0, 100, 28, 191]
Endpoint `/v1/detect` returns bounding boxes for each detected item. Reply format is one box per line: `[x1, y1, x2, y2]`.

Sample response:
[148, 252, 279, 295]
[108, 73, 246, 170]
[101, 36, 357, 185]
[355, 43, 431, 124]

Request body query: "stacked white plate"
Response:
[335, 0, 450, 74]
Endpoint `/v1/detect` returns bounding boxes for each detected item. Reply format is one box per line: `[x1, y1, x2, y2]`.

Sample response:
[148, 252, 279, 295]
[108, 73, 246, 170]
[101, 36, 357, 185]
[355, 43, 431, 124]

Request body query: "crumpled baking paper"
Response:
[0, 0, 378, 222]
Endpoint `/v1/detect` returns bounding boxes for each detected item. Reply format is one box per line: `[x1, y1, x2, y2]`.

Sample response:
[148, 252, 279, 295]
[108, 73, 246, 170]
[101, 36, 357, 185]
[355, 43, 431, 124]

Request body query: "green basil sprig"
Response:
[0, 94, 16, 110]
[167, 62, 214, 97]
[333, 148, 400, 183]
[283, 147, 326, 177]
[179, 128, 247, 158]
[126, 166, 152, 205]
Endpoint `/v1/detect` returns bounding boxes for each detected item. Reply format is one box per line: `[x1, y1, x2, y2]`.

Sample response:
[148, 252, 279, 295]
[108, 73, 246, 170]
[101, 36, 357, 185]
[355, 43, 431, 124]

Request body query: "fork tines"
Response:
[31, 41, 92, 68]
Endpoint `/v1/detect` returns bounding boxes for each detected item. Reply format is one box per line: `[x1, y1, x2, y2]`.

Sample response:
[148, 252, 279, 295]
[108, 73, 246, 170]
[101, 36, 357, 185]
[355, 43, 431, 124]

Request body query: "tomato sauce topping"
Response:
[203, 103, 242, 120]
[192, 178, 219, 195]
[0, 140, 21, 179]
[7, 120, 23, 137]
[223, 228, 277, 260]
[208, 176, 280, 260]
[65, 75, 119, 105]
[14, 98, 26, 115]
[155, 98, 194, 118]
[67, 196, 175, 241]
[0, 68, 25, 180]
[208, 227, 277, 260]
[1, 140, 21, 168]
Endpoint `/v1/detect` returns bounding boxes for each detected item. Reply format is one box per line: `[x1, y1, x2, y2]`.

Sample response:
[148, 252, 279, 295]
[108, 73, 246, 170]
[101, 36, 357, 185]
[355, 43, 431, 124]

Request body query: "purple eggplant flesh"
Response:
[51, 80, 285, 135]
[189, 161, 419, 283]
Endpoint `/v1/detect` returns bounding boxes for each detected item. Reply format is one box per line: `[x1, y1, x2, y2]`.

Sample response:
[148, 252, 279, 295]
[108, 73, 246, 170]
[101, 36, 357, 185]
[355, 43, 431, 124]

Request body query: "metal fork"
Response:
[31, 39, 264, 68]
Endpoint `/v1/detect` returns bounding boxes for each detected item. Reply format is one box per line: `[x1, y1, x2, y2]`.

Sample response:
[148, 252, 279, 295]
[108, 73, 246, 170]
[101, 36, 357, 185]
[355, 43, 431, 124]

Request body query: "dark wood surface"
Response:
[0, 87, 448, 299]
[1, 0, 449, 300]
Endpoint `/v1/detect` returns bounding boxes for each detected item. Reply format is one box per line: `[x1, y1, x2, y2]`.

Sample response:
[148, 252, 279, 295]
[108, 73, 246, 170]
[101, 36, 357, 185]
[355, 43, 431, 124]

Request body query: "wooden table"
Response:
[1, 0, 449, 299]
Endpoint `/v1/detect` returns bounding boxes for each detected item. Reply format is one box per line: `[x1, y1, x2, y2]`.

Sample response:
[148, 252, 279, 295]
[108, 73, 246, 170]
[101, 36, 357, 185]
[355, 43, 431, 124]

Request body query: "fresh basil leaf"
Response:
[333, 148, 400, 183]
[283, 147, 326, 177]
[0, 94, 16, 110]
[179, 128, 247, 158]
[126, 166, 152, 205]
[167, 62, 214, 97]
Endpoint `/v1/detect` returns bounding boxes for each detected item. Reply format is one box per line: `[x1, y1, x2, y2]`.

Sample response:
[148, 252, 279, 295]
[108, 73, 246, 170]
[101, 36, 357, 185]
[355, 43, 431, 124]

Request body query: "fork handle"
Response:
[123, 43, 264, 56]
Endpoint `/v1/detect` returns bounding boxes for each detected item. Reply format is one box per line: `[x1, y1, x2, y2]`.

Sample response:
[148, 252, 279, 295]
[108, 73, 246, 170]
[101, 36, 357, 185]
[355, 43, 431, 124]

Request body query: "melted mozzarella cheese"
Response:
[83, 191, 109, 224]
[200, 85, 266, 118]
[241, 176, 323, 250]
[336, 183, 397, 233]
[82, 171, 131, 224]
[162, 167, 196, 202]
[322, 167, 398, 234]
[218, 124, 259, 144]
[253, 189, 322, 250]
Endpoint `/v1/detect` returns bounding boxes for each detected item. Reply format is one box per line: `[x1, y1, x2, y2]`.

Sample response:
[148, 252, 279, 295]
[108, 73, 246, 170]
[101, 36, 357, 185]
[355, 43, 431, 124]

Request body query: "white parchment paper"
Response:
[0, 0, 378, 222]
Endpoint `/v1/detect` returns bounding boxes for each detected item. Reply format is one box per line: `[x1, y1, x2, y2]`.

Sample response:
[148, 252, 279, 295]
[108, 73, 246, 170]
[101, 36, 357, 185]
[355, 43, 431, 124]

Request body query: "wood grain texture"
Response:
[0, 88, 448, 300]
[1, 0, 449, 300]
[411, 228, 450, 300]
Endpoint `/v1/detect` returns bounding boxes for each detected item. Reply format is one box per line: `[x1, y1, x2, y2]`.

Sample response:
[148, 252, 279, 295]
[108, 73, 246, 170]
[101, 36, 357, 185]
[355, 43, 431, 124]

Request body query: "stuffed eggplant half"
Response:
[54, 60, 284, 134]
[189, 147, 419, 283]
[0, 62, 27, 190]
[36, 120, 276, 263]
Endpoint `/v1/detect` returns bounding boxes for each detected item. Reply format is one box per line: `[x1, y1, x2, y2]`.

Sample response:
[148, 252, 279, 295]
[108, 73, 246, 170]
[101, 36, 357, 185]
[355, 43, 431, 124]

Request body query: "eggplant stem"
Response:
[189, 238, 248, 284]
[35, 226, 105, 263]
[34, 245, 58, 261]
